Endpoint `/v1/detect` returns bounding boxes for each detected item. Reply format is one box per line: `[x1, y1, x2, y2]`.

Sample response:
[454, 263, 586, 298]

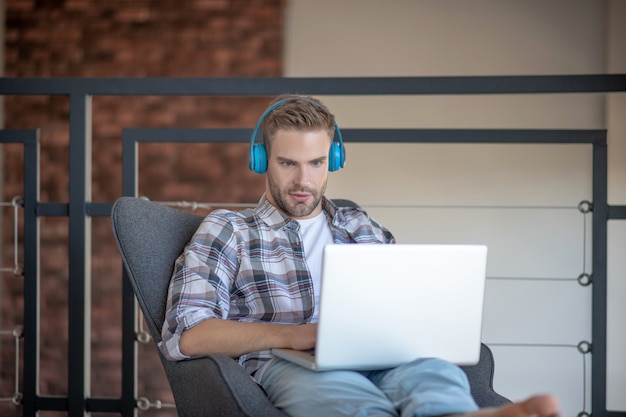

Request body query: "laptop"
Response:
[271, 244, 488, 371]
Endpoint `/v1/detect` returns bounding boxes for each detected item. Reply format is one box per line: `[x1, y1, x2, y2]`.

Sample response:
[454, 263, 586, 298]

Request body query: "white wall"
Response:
[285, 1, 625, 415]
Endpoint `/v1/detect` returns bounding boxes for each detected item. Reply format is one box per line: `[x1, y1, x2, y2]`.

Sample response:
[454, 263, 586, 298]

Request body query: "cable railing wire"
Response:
[1, 196, 23, 277]
[0, 326, 24, 406]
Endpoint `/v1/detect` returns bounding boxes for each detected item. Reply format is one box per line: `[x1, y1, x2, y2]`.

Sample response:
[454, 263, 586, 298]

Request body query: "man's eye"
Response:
[312, 160, 323, 167]
[281, 161, 294, 167]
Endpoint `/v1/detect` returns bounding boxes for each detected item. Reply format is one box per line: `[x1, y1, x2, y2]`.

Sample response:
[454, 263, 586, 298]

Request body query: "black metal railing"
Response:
[1, 75, 625, 417]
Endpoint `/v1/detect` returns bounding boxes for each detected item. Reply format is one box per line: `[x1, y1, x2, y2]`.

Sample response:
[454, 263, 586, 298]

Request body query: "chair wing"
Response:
[111, 196, 204, 342]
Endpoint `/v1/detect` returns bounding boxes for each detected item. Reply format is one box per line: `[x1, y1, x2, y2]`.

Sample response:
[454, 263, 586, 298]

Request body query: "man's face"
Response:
[265, 129, 332, 220]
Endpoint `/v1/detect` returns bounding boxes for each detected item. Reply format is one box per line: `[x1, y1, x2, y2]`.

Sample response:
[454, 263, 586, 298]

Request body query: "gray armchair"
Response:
[111, 196, 509, 416]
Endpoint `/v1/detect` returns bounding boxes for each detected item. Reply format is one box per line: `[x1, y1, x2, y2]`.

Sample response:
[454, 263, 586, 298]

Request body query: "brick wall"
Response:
[2, 0, 284, 415]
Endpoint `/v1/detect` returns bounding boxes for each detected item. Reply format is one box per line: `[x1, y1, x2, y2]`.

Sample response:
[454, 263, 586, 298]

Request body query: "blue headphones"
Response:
[248, 99, 346, 174]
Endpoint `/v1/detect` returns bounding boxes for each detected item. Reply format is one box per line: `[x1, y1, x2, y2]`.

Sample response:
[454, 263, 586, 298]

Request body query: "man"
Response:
[161, 95, 561, 417]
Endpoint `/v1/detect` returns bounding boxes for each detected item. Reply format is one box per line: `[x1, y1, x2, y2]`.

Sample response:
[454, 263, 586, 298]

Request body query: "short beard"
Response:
[268, 176, 326, 218]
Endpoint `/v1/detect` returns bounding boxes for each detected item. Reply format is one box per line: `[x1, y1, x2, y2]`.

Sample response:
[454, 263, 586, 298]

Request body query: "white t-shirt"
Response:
[297, 211, 334, 323]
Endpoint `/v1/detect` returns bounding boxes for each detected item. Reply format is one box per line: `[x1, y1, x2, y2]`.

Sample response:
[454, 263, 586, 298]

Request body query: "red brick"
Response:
[2, 0, 283, 413]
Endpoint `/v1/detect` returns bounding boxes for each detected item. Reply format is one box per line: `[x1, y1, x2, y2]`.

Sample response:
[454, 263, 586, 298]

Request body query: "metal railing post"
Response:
[592, 136, 609, 417]
[68, 93, 92, 416]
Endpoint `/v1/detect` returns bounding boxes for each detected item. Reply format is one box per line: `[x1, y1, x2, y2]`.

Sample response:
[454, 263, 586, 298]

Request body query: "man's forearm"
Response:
[179, 318, 317, 358]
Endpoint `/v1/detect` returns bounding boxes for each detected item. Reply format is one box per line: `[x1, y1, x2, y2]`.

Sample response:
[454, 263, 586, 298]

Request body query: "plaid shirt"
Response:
[160, 195, 395, 377]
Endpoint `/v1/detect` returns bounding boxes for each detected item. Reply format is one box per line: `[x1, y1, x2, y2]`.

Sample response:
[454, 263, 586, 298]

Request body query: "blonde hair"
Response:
[261, 94, 336, 153]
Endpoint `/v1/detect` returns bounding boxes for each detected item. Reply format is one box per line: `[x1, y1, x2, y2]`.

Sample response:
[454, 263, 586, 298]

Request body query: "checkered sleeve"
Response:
[159, 213, 238, 361]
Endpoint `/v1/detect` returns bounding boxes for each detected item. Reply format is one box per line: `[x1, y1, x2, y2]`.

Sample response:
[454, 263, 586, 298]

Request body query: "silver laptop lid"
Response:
[314, 244, 488, 370]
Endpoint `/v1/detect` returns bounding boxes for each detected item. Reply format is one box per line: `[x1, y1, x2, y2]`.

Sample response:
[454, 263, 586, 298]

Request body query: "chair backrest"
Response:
[111, 197, 204, 342]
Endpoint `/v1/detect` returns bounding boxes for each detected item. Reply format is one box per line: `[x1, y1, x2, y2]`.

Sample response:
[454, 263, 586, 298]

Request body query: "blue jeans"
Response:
[260, 357, 479, 417]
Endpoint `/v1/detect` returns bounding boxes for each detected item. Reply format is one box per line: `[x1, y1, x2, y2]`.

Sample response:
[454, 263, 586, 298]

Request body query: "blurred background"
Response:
[1, 1, 625, 416]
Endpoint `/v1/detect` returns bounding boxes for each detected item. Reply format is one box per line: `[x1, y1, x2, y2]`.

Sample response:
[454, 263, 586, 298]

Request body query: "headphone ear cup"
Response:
[249, 143, 268, 174]
[328, 141, 345, 172]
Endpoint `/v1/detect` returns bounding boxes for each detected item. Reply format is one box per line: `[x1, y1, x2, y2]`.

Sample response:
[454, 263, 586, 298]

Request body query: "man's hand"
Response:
[286, 323, 317, 351]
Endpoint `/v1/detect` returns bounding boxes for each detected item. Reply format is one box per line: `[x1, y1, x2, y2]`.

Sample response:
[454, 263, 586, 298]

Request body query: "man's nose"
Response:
[294, 166, 311, 187]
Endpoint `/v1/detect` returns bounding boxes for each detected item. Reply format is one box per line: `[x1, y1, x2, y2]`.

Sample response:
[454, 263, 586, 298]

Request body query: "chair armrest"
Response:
[460, 344, 511, 407]
[160, 354, 289, 417]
